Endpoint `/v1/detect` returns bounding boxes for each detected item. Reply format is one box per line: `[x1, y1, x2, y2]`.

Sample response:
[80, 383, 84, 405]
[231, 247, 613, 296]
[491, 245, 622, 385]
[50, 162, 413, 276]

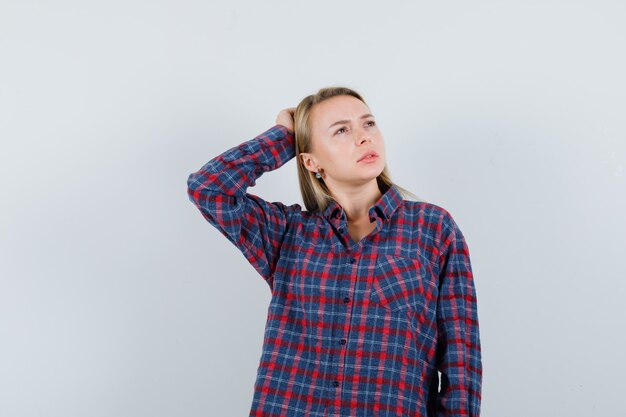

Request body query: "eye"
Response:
[335, 127, 348, 135]
[366, 120, 376, 127]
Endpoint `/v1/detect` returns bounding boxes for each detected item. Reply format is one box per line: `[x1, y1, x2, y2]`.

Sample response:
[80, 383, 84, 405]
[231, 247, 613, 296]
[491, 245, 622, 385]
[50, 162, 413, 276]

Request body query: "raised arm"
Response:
[186, 115, 299, 289]
[435, 212, 483, 416]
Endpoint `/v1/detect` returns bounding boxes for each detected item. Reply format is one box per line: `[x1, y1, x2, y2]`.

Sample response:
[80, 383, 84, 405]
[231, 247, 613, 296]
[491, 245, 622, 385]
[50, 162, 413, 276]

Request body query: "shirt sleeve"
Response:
[435, 213, 483, 417]
[186, 124, 300, 288]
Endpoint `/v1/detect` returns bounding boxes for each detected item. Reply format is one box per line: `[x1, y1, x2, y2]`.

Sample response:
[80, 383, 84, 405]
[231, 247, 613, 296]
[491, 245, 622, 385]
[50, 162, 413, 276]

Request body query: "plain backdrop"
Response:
[1, 1, 625, 416]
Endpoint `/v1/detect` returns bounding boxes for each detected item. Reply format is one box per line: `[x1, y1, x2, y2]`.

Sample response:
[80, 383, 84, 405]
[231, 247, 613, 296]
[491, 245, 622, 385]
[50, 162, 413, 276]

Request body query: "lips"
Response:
[357, 150, 379, 162]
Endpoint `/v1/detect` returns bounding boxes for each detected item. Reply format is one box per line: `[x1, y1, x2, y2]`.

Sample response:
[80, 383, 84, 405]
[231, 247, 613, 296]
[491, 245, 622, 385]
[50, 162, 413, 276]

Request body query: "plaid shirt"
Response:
[187, 125, 482, 417]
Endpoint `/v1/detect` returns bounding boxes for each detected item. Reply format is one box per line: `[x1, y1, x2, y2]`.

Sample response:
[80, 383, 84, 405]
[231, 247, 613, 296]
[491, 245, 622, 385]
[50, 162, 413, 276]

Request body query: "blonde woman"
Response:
[187, 86, 483, 417]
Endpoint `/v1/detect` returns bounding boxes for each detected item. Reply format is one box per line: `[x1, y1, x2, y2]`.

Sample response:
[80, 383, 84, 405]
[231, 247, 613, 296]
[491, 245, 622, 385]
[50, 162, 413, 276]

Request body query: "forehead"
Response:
[310, 95, 370, 125]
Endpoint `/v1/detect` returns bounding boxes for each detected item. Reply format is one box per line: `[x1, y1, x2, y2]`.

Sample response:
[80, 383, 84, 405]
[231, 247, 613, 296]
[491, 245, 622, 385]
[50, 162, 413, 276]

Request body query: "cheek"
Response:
[324, 143, 346, 165]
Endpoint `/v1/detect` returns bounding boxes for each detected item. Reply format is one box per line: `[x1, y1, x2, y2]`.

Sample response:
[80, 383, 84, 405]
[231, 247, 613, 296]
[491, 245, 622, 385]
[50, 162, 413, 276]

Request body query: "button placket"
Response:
[330, 253, 355, 396]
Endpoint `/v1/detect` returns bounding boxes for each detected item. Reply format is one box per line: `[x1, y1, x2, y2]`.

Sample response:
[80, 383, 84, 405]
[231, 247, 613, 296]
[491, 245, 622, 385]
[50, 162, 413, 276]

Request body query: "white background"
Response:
[1, 1, 625, 416]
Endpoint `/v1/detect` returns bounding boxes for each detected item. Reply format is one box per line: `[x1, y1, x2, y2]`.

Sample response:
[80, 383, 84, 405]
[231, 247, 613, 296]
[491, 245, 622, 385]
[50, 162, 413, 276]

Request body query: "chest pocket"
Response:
[369, 254, 432, 313]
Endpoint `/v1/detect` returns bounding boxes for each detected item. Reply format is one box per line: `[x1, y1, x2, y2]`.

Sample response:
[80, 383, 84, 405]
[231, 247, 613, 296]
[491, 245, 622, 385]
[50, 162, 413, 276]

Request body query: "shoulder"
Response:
[401, 199, 463, 246]
[402, 199, 455, 224]
[279, 202, 321, 225]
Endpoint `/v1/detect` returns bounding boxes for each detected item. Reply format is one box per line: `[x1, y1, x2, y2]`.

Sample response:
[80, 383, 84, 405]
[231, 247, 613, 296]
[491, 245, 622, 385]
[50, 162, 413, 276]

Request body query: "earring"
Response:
[315, 170, 322, 179]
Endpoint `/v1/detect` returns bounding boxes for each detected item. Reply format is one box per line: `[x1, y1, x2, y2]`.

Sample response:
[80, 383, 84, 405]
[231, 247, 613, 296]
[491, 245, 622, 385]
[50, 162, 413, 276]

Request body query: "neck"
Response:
[327, 180, 383, 222]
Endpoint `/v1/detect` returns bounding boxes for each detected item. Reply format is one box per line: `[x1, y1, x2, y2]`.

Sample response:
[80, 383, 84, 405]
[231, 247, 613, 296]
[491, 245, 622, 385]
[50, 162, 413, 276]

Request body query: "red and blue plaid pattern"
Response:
[187, 125, 482, 417]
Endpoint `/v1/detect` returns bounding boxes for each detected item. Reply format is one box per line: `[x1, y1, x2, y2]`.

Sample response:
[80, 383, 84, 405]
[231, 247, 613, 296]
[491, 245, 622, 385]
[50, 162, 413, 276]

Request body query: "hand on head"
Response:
[275, 107, 296, 134]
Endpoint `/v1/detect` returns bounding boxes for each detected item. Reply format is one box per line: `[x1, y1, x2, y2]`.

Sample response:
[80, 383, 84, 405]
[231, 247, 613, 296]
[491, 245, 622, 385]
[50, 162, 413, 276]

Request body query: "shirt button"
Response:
[333, 381, 340, 387]
[343, 296, 350, 303]
[338, 227, 343, 233]
[349, 257, 356, 264]
[340, 339, 346, 345]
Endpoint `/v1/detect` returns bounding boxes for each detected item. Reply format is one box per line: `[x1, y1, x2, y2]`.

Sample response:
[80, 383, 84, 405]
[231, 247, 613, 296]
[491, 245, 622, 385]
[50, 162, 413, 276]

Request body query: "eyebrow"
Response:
[327, 114, 375, 131]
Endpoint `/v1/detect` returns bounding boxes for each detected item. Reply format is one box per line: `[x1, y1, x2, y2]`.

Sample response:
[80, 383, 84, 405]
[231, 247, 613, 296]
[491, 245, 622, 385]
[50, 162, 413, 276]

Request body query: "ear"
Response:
[298, 152, 319, 174]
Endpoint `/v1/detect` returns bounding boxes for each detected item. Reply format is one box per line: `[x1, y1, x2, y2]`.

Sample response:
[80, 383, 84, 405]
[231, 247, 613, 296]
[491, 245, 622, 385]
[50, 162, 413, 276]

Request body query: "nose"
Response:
[355, 125, 371, 144]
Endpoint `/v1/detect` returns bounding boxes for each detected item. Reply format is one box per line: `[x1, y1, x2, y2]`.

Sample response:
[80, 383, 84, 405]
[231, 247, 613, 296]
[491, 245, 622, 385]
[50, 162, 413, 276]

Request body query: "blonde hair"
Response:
[294, 86, 426, 213]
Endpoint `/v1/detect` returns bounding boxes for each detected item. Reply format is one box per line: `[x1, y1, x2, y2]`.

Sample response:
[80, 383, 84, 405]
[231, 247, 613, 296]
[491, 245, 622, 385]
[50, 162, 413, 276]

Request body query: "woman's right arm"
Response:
[186, 116, 299, 289]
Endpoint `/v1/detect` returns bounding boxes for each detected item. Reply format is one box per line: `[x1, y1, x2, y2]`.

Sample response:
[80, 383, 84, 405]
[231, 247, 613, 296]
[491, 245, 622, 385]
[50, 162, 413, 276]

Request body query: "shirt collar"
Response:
[322, 183, 403, 223]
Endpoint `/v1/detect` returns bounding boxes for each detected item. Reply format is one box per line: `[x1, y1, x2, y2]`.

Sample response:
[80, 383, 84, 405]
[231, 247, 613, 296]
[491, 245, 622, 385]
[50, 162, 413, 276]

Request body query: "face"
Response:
[300, 95, 386, 187]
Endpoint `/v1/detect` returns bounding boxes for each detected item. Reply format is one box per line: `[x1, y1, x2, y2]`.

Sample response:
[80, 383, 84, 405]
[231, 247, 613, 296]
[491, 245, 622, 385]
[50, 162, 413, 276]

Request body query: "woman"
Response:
[187, 86, 482, 417]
